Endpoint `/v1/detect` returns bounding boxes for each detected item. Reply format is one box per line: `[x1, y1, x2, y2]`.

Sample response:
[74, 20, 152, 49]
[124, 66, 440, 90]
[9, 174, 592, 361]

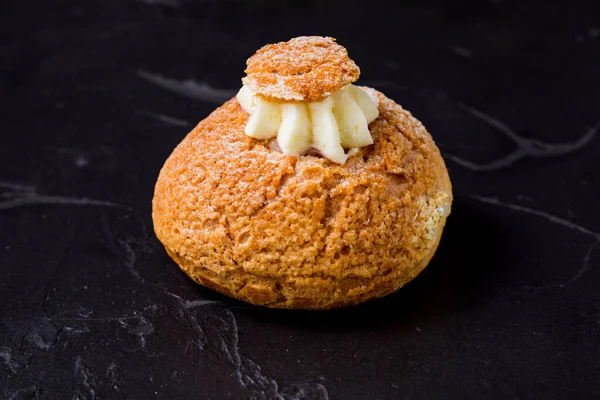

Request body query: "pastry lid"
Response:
[242, 36, 360, 102]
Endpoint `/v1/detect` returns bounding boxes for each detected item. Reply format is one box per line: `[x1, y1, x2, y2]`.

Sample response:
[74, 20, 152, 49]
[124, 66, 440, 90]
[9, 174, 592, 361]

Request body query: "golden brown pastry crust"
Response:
[242, 36, 360, 102]
[152, 89, 452, 309]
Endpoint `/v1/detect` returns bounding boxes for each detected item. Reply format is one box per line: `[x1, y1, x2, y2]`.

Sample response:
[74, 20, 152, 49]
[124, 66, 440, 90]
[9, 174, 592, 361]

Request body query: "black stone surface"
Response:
[1, 1, 599, 399]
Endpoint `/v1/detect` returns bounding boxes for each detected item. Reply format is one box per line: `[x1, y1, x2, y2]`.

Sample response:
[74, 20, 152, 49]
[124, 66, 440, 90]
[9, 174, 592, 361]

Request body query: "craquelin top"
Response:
[152, 90, 452, 309]
[242, 36, 360, 102]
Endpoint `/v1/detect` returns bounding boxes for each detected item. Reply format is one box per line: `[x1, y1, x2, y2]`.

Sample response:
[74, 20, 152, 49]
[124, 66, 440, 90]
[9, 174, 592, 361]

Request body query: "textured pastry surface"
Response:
[152, 89, 452, 309]
[242, 36, 360, 102]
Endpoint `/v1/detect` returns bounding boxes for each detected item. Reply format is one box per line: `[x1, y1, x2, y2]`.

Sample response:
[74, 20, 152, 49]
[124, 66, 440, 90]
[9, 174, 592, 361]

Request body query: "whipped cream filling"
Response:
[236, 84, 379, 164]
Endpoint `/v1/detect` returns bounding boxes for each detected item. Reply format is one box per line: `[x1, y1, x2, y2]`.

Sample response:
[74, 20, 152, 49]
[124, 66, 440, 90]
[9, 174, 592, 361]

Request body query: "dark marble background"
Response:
[1, 0, 599, 399]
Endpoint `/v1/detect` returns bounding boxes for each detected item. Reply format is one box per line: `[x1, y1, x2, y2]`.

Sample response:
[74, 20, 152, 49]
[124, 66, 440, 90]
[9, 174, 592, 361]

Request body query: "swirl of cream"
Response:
[236, 84, 379, 164]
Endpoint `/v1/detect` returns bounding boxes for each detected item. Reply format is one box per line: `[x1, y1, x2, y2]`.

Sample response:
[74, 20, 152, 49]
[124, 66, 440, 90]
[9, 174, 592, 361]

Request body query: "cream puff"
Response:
[152, 36, 452, 309]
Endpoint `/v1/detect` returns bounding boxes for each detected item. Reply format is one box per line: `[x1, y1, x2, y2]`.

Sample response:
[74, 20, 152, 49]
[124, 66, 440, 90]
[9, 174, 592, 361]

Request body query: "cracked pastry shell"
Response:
[152, 90, 452, 309]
